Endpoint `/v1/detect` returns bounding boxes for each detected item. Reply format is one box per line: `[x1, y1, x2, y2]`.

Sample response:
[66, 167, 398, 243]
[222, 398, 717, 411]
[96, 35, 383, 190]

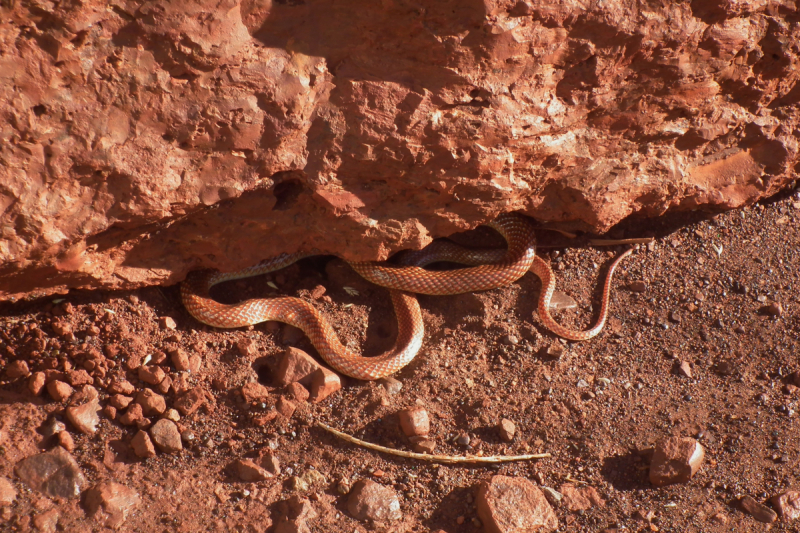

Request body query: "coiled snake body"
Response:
[182, 213, 632, 380]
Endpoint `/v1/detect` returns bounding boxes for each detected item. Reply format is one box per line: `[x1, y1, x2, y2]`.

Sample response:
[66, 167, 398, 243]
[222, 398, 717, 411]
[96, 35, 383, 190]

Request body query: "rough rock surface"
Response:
[477, 475, 558, 532]
[1, 1, 798, 300]
[14, 447, 86, 499]
[84, 482, 142, 530]
[347, 479, 403, 522]
[649, 436, 705, 486]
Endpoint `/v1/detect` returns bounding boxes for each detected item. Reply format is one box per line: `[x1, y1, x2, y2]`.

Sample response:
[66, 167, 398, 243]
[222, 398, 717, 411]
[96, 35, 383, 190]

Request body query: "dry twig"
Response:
[589, 237, 654, 246]
[317, 423, 551, 464]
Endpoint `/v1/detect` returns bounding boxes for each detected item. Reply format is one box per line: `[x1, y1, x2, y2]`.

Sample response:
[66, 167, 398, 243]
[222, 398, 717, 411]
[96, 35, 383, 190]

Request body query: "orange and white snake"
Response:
[182, 213, 633, 380]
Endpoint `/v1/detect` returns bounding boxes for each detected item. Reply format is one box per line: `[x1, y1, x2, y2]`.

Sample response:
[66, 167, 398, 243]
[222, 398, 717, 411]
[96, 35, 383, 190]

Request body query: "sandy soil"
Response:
[1, 187, 799, 532]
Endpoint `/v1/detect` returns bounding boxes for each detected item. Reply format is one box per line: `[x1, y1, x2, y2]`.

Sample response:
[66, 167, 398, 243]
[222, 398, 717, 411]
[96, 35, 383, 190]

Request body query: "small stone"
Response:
[159, 316, 177, 330]
[66, 369, 92, 387]
[649, 436, 705, 486]
[300, 469, 326, 488]
[275, 494, 319, 533]
[102, 404, 116, 421]
[276, 396, 297, 418]
[275, 347, 321, 386]
[164, 408, 180, 422]
[149, 419, 182, 453]
[409, 437, 436, 454]
[347, 480, 402, 522]
[456, 434, 471, 447]
[669, 310, 681, 323]
[674, 361, 693, 379]
[760, 302, 783, 316]
[180, 430, 196, 444]
[231, 459, 273, 482]
[188, 354, 203, 373]
[259, 451, 280, 474]
[716, 360, 735, 375]
[32, 509, 59, 533]
[65, 398, 101, 435]
[770, 491, 800, 522]
[548, 291, 577, 310]
[174, 387, 211, 417]
[236, 338, 259, 357]
[107, 379, 135, 395]
[110, 394, 133, 410]
[740, 496, 777, 523]
[131, 430, 156, 458]
[57, 431, 75, 452]
[138, 365, 166, 385]
[477, 475, 558, 533]
[40, 417, 66, 438]
[500, 334, 519, 345]
[287, 476, 309, 492]
[135, 389, 166, 416]
[286, 382, 310, 402]
[29, 372, 47, 395]
[15, 447, 86, 499]
[84, 482, 141, 529]
[498, 419, 516, 442]
[542, 342, 565, 360]
[540, 486, 563, 505]
[241, 382, 270, 403]
[559, 484, 606, 511]
[310, 367, 342, 403]
[398, 407, 430, 437]
[626, 280, 647, 293]
[5, 360, 30, 379]
[119, 403, 144, 426]
[0, 476, 17, 505]
[169, 348, 190, 371]
[379, 377, 403, 395]
[46, 380, 74, 402]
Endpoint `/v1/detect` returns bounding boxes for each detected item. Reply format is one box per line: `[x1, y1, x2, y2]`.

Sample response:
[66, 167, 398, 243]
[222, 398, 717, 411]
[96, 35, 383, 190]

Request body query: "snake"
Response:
[182, 213, 633, 380]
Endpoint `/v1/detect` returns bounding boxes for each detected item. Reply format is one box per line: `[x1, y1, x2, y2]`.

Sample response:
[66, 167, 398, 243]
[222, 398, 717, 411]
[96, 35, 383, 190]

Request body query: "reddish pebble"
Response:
[131, 430, 156, 458]
[47, 380, 74, 402]
[649, 436, 705, 486]
[120, 403, 144, 426]
[169, 348, 190, 371]
[498, 419, 516, 442]
[138, 366, 166, 385]
[5, 360, 30, 379]
[159, 316, 177, 330]
[241, 382, 270, 403]
[477, 475, 558, 533]
[771, 491, 800, 522]
[310, 367, 342, 403]
[398, 407, 430, 437]
[29, 372, 47, 396]
[286, 382, 310, 402]
[108, 379, 135, 395]
[57, 431, 75, 452]
[135, 389, 166, 416]
[276, 396, 297, 418]
[110, 394, 133, 410]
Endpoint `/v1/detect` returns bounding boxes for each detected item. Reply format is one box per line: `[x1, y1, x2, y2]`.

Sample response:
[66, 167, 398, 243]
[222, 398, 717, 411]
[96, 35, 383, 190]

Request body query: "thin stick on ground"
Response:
[589, 237, 654, 246]
[317, 422, 551, 464]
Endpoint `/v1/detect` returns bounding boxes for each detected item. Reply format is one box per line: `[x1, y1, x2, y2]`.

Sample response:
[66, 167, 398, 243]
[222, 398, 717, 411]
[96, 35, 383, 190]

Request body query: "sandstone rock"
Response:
[110, 394, 134, 410]
[65, 398, 101, 435]
[131, 431, 156, 459]
[347, 480, 402, 522]
[409, 437, 436, 454]
[84, 482, 141, 529]
[119, 404, 145, 426]
[771, 491, 800, 522]
[286, 382, 310, 402]
[740, 496, 777, 523]
[0, 476, 17, 505]
[57, 431, 75, 452]
[498, 419, 516, 442]
[46, 380, 74, 402]
[135, 389, 167, 416]
[149, 419, 182, 453]
[107, 380, 135, 396]
[231, 459, 273, 482]
[241, 382, 270, 403]
[398, 407, 430, 437]
[477, 475, 558, 533]
[649, 437, 705, 486]
[169, 348, 191, 371]
[15, 447, 86, 499]
[174, 387, 212, 417]
[66, 369, 93, 387]
[275, 348, 322, 386]
[1, 2, 797, 302]
[32, 509, 59, 533]
[29, 372, 47, 395]
[275, 495, 318, 533]
[559, 484, 606, 511]
[259, 451, 281, 475]
[138, 365, 166, 385]
[276, 397, 297, 418]
[310, 367, 342, 403]
[5, 360, 30, 379]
